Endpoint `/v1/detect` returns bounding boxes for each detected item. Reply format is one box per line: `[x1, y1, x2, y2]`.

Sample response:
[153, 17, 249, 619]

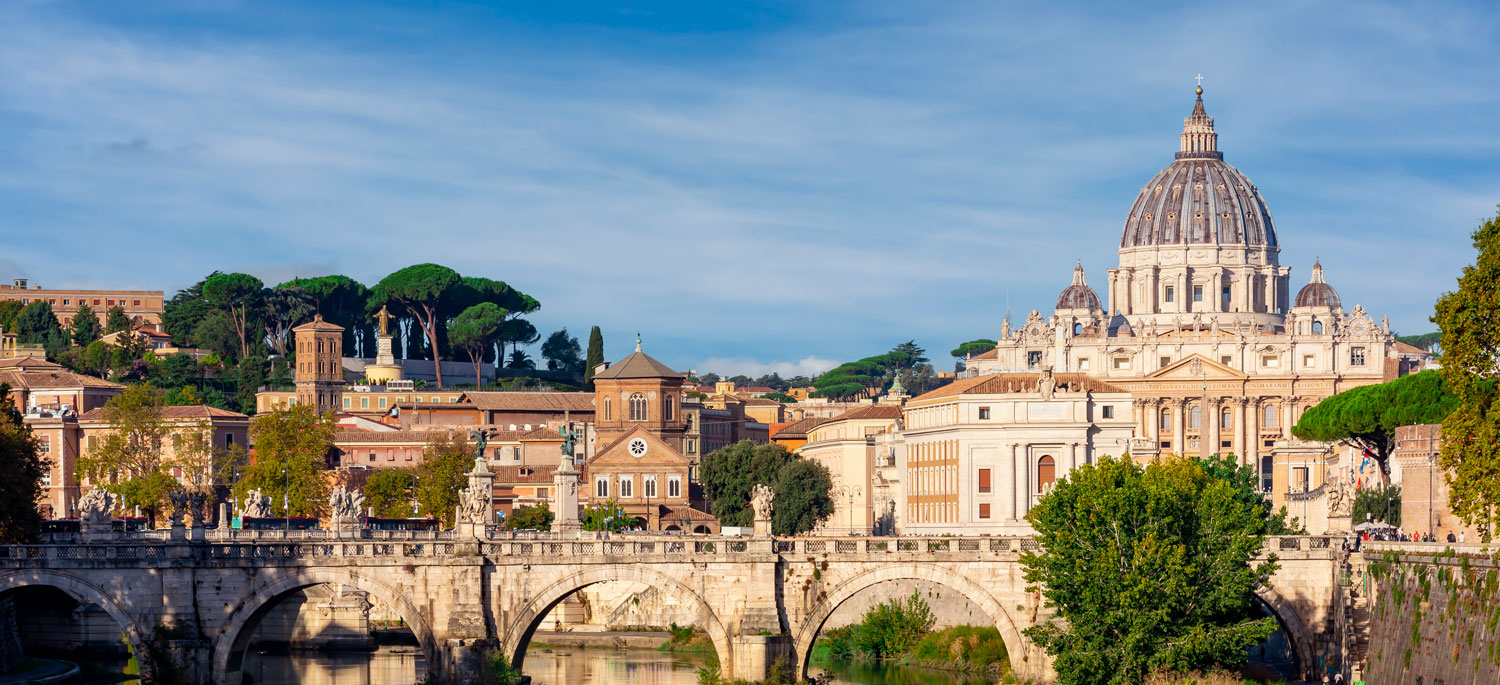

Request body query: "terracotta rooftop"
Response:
[1392, 341, 1431, 356]
[593, 345, 682, 380]
[460, 391, 595, 413]
[79, 405, 248, 421]
[911, 372, 1126, 402]
[772, 416, 830, 438]
[967, 347, 999, 360]
[292, 314, 344, 332]
[490, 465, 557, 484]
[2, 369, 126, 390]
[828, 405, 904, 422]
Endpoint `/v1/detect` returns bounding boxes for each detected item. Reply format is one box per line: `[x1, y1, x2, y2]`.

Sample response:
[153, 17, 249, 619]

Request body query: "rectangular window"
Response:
[1222, 285, 1231, 304]
[1078, 357, 1090, 371]
[343, 397, 352, 408]
[619, 476, 634, 498]
[38, 436, 50, 455]
[133, 300, 141, 306]
[1262, 355, 1280, 368]
[644, 475, 657, 498]
[595, 478, 609, 498]
[537, 487, 549, 499]
[62, 299, 70, 305]
[1303, 354, 1315, 368]
[1102, 405, 1115, 419]
[93, 299, 100, 305]
[1193, 285, 1204, 302]
[1351, 347, 1366, 366]
[1291, 467, 1309, 493]
[513, 447, 521, 461]
[1160, 356, 1171, 369]
[668, 476, 682, 498]
[1164, 286, 1175, 303]
[1113, 357, 1129, 369]
[978, 503, 991, 519]
[361, 397, 369, 409]
[405, 450, 413, 461]
[368, 453, 376, 462]
[387, 450, 394, 461]
[977, 468, 991, 493]
[379, 398, 387, 409]
[1220, 355, 1232, 366]
[1027, 351, 1042, 368]
[978, 407, 990, 420]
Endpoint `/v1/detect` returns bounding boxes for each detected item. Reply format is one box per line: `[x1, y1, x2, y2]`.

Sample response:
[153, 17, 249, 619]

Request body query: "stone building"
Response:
[963, 87, 1431, 494]
[1391, 424, 1483, 541]
[0, 278, 165, 330]
[797, 404, 903, 535]
[899, 372, 1135, 534]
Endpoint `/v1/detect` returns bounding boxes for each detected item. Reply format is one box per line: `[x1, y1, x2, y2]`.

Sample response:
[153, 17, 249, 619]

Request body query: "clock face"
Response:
[628, 438, 648, 458]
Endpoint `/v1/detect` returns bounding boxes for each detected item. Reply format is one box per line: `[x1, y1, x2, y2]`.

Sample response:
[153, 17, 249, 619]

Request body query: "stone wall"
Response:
[0, 596, 20, 673]
[1364, 550, 1500, 684]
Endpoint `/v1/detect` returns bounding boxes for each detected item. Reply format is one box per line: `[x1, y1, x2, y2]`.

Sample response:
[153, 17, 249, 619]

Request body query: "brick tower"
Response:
[293, 314, 345, 414]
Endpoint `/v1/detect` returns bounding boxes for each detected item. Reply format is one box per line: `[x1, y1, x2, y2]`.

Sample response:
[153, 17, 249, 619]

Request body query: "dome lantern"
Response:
[1178, 85, 1221, 161]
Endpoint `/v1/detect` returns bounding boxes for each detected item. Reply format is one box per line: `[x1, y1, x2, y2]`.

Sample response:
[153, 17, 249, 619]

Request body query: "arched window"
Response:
[1189, 404, 1201, 430]
[603, 396, 612, 421]
[1073, 322, 1083, 335]
[1037, 456, 1056, 493]
[1262, 405, 1278, 429]
[1312, 321, 1324, 334]
[1221, 407, 1233, 430]
[1159, 408, 1171, 430]
[663, 397, 674, 421]
[629, 393, 648, 421]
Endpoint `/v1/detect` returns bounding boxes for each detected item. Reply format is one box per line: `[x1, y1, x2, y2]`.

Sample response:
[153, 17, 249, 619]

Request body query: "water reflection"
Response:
[524, 646, 709, 685]
[242, 647, 424, 685]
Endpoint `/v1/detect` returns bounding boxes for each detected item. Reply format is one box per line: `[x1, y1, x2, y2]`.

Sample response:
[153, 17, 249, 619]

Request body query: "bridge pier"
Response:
[731, 634, 794, 679]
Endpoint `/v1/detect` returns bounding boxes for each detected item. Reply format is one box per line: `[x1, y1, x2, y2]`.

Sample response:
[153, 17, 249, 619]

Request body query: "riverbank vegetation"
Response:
[659, 622, 719, 661]
[810, 591, 1010, 677]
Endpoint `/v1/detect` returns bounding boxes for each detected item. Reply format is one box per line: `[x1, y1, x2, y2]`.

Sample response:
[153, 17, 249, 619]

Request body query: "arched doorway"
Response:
[793, 563, 1047, 682]
[1252, 587, 1314, 680]
[213, 569, 435, 684]
[1037, 456, 1056, 493]
[502, 566, 732, 676]
[0, 571, 152, 680]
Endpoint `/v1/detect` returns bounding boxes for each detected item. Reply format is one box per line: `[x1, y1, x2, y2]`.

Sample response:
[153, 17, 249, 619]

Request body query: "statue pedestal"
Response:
[190, 525, 205, 542]
[551, 462, 582, 534]
[753, 517, 772, 538]
[366, 334, 404, 384]
[170, 522, 187, 542]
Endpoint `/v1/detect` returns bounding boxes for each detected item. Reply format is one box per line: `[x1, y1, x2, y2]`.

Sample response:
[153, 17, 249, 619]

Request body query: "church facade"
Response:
[964, 87, 1431, 494]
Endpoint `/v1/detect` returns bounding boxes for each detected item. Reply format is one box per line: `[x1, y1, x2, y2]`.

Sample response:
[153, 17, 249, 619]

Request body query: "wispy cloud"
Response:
[694, 356, 841, 380]
[0, 1, 1495, 366]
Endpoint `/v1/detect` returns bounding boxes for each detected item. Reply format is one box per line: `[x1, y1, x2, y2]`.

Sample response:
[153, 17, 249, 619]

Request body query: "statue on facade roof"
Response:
[1037, 367, 1057, 400]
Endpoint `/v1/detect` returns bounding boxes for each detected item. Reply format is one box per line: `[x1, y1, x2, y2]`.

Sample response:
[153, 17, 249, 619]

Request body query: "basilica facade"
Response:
[964, 87, 1431, 495]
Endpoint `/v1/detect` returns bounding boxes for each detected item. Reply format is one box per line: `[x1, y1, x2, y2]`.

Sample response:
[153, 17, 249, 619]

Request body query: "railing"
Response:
[3, 533, 1343, 564]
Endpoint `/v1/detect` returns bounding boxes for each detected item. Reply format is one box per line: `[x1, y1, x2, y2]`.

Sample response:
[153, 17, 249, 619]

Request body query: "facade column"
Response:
[1206, 399, 1221, 457]
[1283, 396, 1297, 437]
[1171, 399, 1186, 455]
[1232, 397, 1247, 464]
[1179, 271, 1189, 314]
[1001, 443, 1017, 521]
[1149, 400, 1162, 445]
[1124, 268, 1135, 315]
[1014, 446, 1029, 520]
[1246, 398, 1261, 470]
[1066, 442, 1079, 479]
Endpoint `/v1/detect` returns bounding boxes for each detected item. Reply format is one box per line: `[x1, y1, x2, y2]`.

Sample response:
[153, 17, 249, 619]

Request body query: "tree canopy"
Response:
[1292, 369, 1456, 478]
[374, 264, 461, 388]
[70, 303, 101, 345]
[950, 338, 997, 359]
[810, 341, 947, 400]
[1433, 205, 1500, 539]
[505, 503, 553, 531]
[450, 302, 506, 386]
[363, 468, 417, 519]
[0, 385, 44, 542]
[541, 328, 583, 375]
[202, 272, 265, 361]
[699, 440, 833, 535]
[416, 430, 473, 526]
[104, 305, 133, 335]
[233, 404, 334, 518]
[584, 326, 604, 390]
[1021, 455, 1280, 683]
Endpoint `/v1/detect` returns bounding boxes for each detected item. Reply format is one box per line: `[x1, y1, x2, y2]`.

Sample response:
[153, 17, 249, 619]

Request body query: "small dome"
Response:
[1057, 262, 1103, 310]
[1294, 259, 1341, 309]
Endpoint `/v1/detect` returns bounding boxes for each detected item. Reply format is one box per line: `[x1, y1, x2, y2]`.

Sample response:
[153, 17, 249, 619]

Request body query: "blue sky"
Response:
[2, 1, 1498, 377]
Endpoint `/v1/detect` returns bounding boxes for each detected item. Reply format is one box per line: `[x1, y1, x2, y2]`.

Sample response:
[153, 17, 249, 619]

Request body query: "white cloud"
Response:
[693, 356, 841, 380]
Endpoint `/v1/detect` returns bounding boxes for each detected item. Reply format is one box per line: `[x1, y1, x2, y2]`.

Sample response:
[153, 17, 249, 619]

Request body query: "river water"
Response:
[229, 645, 991, 684]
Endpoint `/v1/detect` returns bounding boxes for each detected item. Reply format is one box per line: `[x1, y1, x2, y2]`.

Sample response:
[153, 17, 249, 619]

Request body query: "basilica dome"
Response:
[1294, 259, 1341, 309]
[1056, 263, 1102, 310]
[1119, 89, 1278, 250]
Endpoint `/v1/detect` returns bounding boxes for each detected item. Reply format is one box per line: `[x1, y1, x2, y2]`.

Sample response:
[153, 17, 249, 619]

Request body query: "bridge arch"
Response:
[211, 567, 436, 684]
[0, 570, 154, 679]
[793, 562, 1047, 681]
[501, 565, 732, 674]
[1255, 586, 1314, 679]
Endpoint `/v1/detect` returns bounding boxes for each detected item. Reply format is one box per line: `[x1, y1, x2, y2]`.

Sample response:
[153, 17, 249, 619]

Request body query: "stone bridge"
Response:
[0, 530, 1350, 683]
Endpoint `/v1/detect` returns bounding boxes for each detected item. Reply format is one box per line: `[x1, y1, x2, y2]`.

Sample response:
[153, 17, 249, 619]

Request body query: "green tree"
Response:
[1433, 206, 1500, 539]
[73, 384, 178, 526]
[416, 430, 473, 527]
[450, 302, 506, 386]
[232, 404, 334, 518]
[1021, 456, 1279, 683]
[583, 326, 604, 390]
[364, 468, 417, 519]
[1292, 370, 1456, 481]
[104, 305, 133, 335]
[192, 309, 242, 361]
[541, 328, 583, 374]
[505, 502, 553, 530]
[162, 275, 216, 346]
[283, 275, 372, 355]
[1352, 484, 1401, 527]
[374, 264, 461, 388]
[202, 272, 265, 361]
[79, 341, 112, 378]
[582, 500, 629, 531]
[71, 303, 101, 345]
[235, 354, 268, 415]
[1198, 454, 1301, 535]
[0, 385, 45, 542]
[950, 338, 997, 359]
[261, 286, 315, 357]
[506, 348, 535, 369]
[763, 392, 797, 404]
[15, 301, 63, 345]
[889, 340, 928, 368]
[1396, 331, 1442, 354]
[0, 300, 23, 335]
[699, 440, 833, 534]
[854, 591, 935, 660]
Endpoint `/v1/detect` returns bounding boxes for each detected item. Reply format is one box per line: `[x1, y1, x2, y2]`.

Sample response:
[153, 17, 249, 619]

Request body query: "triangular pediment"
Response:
[588, 425, 689, 467]
[1145, 354, 1247, 381]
